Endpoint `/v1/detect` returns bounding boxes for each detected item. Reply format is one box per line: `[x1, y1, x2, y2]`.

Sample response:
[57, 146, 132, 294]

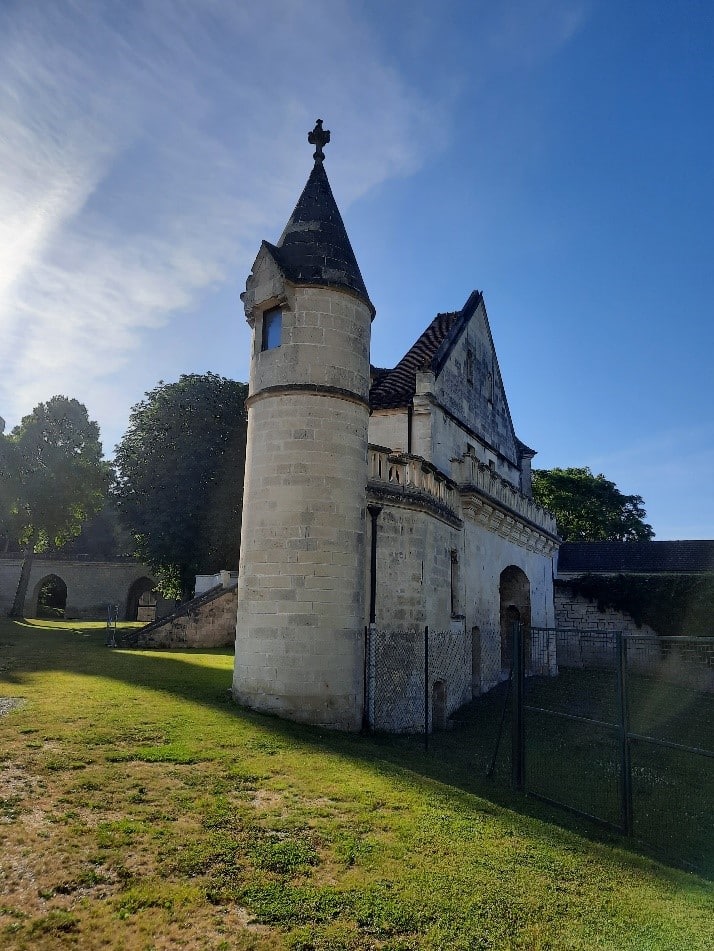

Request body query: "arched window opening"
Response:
[36, 575, 67, 619]
[126, 577, 157, 622]
[261, 307, 282, 351]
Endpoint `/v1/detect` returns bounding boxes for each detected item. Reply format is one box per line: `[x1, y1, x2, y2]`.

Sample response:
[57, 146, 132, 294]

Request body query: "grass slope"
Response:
[0, 620, 712, 950]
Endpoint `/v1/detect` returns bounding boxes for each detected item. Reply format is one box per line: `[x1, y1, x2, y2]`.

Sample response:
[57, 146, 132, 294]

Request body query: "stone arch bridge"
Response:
[0, 555, 171, 621]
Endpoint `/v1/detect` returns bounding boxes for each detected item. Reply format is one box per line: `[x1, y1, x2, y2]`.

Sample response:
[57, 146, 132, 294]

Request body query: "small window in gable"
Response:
[466, 348, 474, 384]
[261, 307, 282, 351]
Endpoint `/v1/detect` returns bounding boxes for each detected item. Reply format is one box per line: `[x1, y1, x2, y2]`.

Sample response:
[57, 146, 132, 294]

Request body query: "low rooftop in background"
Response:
[557, 540, 714, 575]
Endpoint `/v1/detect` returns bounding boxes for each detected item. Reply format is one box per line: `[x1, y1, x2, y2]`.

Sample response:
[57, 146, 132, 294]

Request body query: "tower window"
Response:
[261, 307, 282, 351]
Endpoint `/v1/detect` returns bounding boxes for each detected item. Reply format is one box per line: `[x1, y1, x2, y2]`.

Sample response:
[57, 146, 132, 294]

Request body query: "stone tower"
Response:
[232, 121, 374, 730]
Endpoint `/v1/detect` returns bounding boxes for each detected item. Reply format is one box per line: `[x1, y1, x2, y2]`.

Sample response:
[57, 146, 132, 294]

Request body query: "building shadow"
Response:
[1, 619, 710, 883]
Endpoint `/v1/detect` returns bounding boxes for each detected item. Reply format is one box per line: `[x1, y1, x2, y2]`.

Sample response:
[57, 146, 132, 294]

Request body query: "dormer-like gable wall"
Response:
[427, 295, 521, 486]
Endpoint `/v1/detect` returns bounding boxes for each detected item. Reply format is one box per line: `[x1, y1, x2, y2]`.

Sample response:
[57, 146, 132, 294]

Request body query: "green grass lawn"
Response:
[442, 666, 714, 872]
[1, 619, 712, 950]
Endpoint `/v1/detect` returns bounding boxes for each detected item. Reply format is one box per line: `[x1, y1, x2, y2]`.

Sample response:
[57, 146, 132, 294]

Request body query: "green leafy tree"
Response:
[63, 500, 135, 559]
[114, 373, 248, 600]
[532, 467, 654, 542]
[5, 397, 110, 616]
[0, 417, 22, 553]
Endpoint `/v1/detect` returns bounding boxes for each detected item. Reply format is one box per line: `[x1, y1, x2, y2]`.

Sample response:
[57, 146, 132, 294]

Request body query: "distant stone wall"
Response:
[554, 583, 657, 638]
[138, 586, 237, 649]
[0, 556, 157, 620]
[555, 582, 662, 675]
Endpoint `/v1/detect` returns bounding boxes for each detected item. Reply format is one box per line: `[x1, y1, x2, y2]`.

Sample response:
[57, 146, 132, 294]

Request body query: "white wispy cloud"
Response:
[0, 0, 436, 447]
[486, 0, 590, 66]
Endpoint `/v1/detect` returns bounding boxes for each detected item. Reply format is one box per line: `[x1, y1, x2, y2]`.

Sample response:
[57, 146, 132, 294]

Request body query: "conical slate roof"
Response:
[265, 161, 374, 315]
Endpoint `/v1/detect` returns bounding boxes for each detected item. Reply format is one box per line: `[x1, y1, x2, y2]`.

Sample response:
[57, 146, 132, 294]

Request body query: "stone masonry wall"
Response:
[555, 582, 662, 674]
[234, 278, 373, 731]
[138, 587, 238, 649]
[555, 583, 657, 638]
[0, 556, 155, 619]
[368, 500, 457, 632]
[368, 408, 410, 455]
[426, 297, 519, 472]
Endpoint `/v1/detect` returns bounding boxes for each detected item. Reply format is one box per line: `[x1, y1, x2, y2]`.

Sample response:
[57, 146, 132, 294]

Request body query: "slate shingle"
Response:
[265, 161, 373, 314]
[369, 311, 461, 409]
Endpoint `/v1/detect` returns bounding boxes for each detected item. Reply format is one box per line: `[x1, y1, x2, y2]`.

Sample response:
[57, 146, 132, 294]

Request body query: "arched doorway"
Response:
[125, 577, 157, 622]
[34, 574, 68, 619]
[499, 566, 531, 670]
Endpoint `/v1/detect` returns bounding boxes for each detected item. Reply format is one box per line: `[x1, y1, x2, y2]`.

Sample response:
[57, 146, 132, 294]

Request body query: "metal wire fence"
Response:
[365, 625, 478, 737]
[365, 623, 714, 873]
[500, 627, 714, 871]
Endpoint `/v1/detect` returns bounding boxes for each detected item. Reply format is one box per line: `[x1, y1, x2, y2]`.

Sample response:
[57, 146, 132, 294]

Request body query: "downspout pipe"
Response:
[367, 504, 382, 624]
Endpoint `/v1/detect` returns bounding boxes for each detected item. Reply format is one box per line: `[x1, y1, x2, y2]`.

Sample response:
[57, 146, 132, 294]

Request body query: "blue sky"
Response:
[0, 0, 712, 539]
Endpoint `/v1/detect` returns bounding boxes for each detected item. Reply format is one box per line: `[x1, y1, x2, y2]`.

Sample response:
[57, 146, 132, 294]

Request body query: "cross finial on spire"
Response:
[308, 119, 330, 162]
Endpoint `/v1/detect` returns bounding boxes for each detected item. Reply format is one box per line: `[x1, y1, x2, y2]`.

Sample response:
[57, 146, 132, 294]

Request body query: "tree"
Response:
[63, 500, 135, 559]
[114, 373, 248, 600]
[532, 467, 654, 542]
[5, 397, 110, 616]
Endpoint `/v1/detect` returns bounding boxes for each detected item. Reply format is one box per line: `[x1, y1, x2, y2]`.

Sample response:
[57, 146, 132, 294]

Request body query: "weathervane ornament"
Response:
[308, 119, 330, 162]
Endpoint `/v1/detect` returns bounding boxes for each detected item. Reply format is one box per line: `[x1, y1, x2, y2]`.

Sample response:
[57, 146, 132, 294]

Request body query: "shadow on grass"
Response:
[1, 618, 711, 882]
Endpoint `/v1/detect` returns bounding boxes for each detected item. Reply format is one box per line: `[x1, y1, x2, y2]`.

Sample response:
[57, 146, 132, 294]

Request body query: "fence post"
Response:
[615, 631, 634, 835]
[362, 626, 370, 732]
[511, 621, 524, 790]
[424, 625, 429, 751]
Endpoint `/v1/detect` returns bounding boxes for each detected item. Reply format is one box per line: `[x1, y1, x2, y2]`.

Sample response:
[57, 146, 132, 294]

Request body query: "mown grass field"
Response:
[446, 665, 714, 872]
[1, 619, 712, 950]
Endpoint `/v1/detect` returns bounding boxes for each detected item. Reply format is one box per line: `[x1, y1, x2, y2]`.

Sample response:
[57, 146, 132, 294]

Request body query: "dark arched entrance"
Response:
[125, 576, 157, 622]
[35, 574, 68, 619]
[499, 566, 531, 669]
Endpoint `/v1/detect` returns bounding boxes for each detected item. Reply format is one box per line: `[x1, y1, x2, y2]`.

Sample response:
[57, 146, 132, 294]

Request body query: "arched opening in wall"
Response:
[499, 566, 531, 671]
[126, 577, 157, 622]
[432, 679, 447, 731]
[471, 626, 481, 698]
[35, 575, 67, 619]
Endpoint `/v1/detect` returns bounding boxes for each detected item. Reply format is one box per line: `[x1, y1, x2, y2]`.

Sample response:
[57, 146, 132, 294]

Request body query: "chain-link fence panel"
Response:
[626, 634, 714, 871]
[513, 627, 714, 872]
[367, 624, 492, 735]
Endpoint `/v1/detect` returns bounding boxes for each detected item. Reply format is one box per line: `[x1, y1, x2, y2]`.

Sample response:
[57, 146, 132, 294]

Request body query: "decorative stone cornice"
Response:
[367, 446, 461, 528]
[460, 484, 559, 555]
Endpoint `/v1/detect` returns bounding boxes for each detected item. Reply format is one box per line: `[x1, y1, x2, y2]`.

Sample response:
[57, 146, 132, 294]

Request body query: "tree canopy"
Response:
[532, 467, 654, 542]
[2, 397, 110, 615]
[63, 500, 135, 560]
[114, 373, 248, 599]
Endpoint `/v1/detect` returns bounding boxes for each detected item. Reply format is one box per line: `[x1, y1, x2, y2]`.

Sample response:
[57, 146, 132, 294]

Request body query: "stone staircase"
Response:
[121, 581, 238, 650]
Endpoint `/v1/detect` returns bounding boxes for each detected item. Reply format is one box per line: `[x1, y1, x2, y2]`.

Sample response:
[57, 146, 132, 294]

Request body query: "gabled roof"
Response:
[265, 160, 373, 315]
[558, 541, 714, 575]
[369, 291, 486, 409]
